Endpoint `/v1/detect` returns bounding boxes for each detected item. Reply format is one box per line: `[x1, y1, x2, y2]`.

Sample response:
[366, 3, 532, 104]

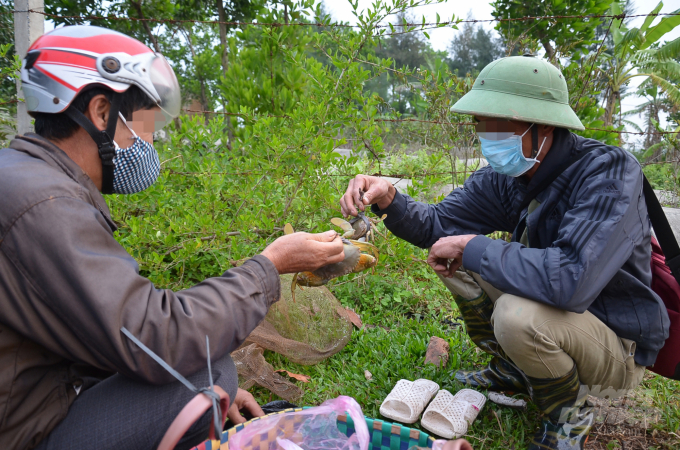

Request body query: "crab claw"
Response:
[331, 217, 355, 239]
[332, 213, 371, 240]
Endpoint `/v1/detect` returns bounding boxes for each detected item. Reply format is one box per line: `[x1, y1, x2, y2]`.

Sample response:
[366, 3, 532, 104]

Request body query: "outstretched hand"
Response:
[427, 235, 477, 278]
[261, 230, 345, 274]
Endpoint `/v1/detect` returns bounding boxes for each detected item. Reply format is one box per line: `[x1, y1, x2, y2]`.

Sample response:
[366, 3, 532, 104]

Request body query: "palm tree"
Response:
[622, 82, 674, 158]
[599, 1, 680, 133]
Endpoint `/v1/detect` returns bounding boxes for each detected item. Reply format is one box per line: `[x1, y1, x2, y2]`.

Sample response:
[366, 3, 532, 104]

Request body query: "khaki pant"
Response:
[441, 268, 646, 398]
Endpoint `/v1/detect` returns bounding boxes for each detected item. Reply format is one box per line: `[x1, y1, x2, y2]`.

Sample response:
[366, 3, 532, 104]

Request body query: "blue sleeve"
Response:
[372, 167, 518, 248]
[474, 149, 647, 313]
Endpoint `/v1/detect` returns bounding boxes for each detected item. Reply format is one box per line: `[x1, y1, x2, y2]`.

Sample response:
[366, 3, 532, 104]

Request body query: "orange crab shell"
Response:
[295, 241, 378, 287]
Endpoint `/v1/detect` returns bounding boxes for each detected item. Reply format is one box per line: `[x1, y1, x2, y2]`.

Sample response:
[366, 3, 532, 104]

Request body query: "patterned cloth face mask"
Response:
[112, 112, 160, 194]
[477, 122, 547, 177]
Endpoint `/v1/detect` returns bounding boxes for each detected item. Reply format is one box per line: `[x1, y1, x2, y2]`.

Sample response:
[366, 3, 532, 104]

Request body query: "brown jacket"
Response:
[0, 135, 281, 449]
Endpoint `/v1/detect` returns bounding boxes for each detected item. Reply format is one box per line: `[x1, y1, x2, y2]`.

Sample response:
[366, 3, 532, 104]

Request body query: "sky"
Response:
[328, 0, 680, 142]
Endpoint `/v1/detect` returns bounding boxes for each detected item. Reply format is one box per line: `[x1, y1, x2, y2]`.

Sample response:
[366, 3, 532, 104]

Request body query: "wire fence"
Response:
[183, 109, 678, 136]
[7, 4, 680, 186]
[7, 8, 680, 28]
[8, 7, 662, 137]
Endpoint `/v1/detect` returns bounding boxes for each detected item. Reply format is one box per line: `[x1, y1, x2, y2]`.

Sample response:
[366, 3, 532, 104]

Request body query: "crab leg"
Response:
[291, 272, 299, 302]
[285, 223, 299, 302]
[348, 240, 379, 259]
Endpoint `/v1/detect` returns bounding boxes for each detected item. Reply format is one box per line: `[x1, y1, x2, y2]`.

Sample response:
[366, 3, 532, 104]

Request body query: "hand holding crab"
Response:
[283, 223, 380, 301]
[340, 174, 396, 217]
[260, 230, 345, 275]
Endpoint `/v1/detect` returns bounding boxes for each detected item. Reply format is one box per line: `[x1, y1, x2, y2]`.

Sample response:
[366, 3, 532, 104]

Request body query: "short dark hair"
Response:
[34, 85, 157, 141]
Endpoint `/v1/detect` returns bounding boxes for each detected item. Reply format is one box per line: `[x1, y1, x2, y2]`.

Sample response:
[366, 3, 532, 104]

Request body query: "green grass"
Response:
[248, 277, 680, 449]
[252, 309, 542, 449]
[638, 373, 680, 434]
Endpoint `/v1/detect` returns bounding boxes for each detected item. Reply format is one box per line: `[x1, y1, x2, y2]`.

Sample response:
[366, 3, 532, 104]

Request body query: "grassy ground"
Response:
[248, 269, 680, 450]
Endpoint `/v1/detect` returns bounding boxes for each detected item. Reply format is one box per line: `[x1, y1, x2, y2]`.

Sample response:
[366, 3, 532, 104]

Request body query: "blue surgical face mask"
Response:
[478, 123, 547, 177]
[112, 112, 160, 194]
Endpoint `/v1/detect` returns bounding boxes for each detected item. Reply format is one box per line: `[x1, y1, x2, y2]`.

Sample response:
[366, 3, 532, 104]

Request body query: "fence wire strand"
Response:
[182, 109, 678, 136]
[7, 6, 680, 143]
[6, 8, 680, 29]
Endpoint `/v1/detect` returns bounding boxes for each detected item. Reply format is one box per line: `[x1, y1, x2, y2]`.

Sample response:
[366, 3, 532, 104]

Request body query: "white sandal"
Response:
[420, 389, 486, 439]
[379, 379, 440, 424]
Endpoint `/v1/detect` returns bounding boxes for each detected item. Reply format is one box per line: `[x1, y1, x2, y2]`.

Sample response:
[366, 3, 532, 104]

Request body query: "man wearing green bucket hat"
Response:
[341, 55, 668, 449]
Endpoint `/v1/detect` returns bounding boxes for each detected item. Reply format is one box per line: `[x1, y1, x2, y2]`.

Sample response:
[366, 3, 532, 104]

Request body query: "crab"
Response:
[330, 212, 371, 240]
[330, 211, 387, 242]
[284, 223, 379, 302]
[330, 190, 386, 242]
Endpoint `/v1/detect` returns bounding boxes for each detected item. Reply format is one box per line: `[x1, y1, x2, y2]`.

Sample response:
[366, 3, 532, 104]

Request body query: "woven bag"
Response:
[192, 408, 436, 450]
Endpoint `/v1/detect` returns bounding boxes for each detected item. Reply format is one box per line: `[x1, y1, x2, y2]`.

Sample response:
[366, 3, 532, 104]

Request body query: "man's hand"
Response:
[261, 231, 345, 274]
[439, 439, 473, 450]
[427, 235, 477, 278]
[340, 174, 396, 217]
[226, 388, 264, 424]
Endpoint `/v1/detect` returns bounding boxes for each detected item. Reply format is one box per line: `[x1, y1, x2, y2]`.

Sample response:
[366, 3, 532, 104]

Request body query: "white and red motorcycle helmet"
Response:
[22, 25, 180, 123]
[21, 25, 181, 193]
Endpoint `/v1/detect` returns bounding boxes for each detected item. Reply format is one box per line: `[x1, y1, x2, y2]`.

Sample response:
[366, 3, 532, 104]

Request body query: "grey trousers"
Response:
[35, 354, 238, 450]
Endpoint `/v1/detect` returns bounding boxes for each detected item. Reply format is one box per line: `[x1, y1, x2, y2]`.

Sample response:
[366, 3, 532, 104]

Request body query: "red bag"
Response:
[649, 237, 680, 380]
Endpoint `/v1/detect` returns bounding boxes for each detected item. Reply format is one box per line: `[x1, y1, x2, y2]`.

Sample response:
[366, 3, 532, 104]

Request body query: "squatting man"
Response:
[341, 55, 670, 450]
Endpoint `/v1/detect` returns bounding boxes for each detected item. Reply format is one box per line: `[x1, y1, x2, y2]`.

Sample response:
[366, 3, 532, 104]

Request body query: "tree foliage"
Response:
[45, 0, 260, 110]
[597, 1, 680, 132]
[0, 2, 15, 104]
[0, 2, 19, 146]
[0, 0, 673, 163]
[447, 17, 505, 76]
[107, 0, 480, 293]
[491, 0, 612, 60]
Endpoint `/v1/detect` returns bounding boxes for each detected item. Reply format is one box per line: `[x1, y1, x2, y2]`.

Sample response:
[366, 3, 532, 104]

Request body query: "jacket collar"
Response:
[520, 127, 577, 191]
[8, 133, 117, 231]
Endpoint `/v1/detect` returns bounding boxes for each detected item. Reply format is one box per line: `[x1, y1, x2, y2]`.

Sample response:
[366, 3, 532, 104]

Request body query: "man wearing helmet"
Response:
[341, 56, 669, 449]
[0, 26, 345, 450]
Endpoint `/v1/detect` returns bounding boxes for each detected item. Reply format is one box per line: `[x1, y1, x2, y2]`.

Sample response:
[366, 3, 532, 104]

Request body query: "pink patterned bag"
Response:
[227, 396, 369, 450]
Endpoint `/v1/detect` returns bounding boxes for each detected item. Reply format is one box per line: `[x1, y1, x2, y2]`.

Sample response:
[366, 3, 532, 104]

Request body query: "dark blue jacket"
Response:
[374, 129, 670, 366]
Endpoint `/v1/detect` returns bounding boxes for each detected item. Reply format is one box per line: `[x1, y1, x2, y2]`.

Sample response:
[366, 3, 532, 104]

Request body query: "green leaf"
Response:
[640, 1, 664, 34]
[649, 60, 680, 80]
[648, 73, 680, 107]
[618, 28, 642, 51]
[657, 36, 680, 60]
[641, 7, 680, 49]
[423, 31, 430, 39]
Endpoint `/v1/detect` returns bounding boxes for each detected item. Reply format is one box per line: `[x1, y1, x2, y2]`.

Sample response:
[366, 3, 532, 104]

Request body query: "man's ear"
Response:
[83, 94, 111, 132]
[541, 124, 555, 137]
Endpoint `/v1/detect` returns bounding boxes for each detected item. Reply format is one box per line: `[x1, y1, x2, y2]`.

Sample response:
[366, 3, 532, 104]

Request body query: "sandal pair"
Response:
[379, 379, 486, 439]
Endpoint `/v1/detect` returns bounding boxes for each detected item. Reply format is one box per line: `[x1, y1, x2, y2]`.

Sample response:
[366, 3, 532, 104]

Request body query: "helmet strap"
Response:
[531, 125, 539, 158]
[64, 93, 122, 194]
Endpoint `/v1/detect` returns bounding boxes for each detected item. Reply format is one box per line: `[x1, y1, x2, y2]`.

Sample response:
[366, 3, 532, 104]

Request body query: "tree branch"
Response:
[129, 0, 160, 53]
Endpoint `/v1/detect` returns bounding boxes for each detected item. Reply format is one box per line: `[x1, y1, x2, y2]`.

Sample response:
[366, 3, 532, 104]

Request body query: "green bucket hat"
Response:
[451, 55, 585, 130]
